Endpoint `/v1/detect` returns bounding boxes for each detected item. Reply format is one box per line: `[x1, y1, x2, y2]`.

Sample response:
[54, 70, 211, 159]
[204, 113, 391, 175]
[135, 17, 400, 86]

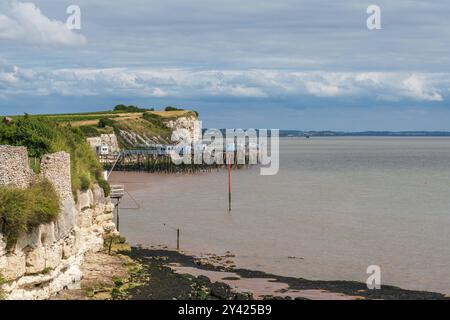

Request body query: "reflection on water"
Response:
[110, 137, 450, 294]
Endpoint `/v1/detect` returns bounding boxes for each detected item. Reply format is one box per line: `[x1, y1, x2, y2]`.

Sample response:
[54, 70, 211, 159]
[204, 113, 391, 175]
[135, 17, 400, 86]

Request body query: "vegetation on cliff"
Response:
[9, 105, 199, 148]
[0, 273, 5, 300]
[0, 116, 108, 194]
[0, 179, 59, 248]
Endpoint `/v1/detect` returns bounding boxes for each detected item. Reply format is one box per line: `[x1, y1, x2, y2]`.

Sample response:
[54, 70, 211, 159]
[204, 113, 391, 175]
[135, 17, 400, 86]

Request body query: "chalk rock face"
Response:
[25, 247, 46, 275]
[0, 146, 117, 300]
[77, 189, 94, 211]
[45, 245, 63, 270]
[3, 253, 26, 281]
[86, 134, 120, 153]
[164, 116, 201, 142]
[55, 199, 77, 240]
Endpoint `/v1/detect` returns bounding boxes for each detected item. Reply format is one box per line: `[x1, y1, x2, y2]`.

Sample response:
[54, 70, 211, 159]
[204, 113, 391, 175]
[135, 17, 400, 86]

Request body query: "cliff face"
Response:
[86, 134, 120, 153]
[99, 114, 202, 149]
[163, 115, 202, 143]
[0, 146, 116, 300]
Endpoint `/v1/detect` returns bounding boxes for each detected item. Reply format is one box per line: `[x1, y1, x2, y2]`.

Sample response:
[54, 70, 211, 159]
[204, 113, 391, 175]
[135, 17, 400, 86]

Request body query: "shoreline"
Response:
[124, 246, 449, 300]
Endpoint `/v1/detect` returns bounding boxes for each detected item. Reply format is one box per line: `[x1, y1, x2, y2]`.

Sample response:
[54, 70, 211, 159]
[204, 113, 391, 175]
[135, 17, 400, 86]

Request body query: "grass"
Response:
[0, 273, 5, 300]
[113, 116, 172, 145]
[148, 110, 197, 119]
[0, 179, 60, 248]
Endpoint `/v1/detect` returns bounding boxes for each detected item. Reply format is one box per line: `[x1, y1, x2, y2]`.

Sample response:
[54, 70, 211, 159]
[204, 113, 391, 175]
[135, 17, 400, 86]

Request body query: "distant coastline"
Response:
[278, 130, 450, 137]
[209, 129, 450, 137]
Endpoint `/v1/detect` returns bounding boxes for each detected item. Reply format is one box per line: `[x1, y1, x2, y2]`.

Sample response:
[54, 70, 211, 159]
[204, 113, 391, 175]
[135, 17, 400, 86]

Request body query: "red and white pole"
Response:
[228, 154, 232, 211]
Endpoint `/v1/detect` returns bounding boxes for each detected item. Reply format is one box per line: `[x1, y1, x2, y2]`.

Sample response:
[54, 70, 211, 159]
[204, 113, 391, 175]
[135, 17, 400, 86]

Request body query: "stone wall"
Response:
[40, 152, 73, 202]
[0, 146, 32, 188]
[0, 146, 116, 300]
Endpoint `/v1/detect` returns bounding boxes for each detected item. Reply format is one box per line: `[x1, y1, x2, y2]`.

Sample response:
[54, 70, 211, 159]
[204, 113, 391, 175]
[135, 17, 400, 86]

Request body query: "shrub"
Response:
[79, 125, 100, 137]
[98, 179, 111, 197]
[164, 106, 184, 112]
[113, 105, 147, 113]
[79, 173, 91, 191]
[0, 179, 60, 248]
[142, 112, 167, 129]
[98, 117, 115, 128]
[0, 273, 5, 300]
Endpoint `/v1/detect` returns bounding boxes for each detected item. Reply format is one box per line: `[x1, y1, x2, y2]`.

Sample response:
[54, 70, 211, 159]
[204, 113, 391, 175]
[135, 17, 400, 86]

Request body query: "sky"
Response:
[1, 0, 450, 130]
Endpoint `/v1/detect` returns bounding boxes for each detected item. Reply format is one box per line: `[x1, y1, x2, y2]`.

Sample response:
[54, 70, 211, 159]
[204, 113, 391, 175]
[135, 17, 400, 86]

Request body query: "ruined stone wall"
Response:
[0, 146, 116, 300]
[40, 152, 72, 202]
[0, 146, 33, 188]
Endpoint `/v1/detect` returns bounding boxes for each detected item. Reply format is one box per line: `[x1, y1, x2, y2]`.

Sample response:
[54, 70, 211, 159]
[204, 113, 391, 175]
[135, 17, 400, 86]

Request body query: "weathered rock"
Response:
[210, 282, 232, 299]
[80, 209, 94, 229]
[164, 116, 201, 143]
[77, 190, 93, 211]
[3, 253, 26, 280]
[197, 275, 211, 286]
[62, 235, 76, 260]
[15, 227, 41, 251]
[39, 223, 56, 246]
[45, 244, 63, 270]
[25, 246, 46, 274]
[92, 185, 105, 208]
[95, 213, 113, 224]
[55, 199, 77, 240]
[234, 292, 253, 300]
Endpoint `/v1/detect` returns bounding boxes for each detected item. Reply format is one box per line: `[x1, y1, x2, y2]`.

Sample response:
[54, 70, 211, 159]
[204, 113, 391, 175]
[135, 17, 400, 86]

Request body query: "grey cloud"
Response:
[2, 0, 450, 72]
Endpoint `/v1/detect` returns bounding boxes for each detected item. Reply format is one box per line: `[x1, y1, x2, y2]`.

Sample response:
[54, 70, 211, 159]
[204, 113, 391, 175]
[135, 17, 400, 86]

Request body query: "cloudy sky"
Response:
[1, 0, 450, 130]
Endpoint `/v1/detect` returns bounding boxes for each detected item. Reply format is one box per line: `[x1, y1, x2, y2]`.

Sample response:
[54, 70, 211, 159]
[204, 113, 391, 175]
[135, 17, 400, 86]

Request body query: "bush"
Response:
[0, 179, 60, 248]
[164, 106, 184, 112]
[79, 125, 100, 137]
[79, 173, 91, 191]
[142, 112, 167, 129]
[113, 105, 147, 113]
[0, 273, 5, 300]
[98, 117, 115, 128]
[98, 179, 111, 197]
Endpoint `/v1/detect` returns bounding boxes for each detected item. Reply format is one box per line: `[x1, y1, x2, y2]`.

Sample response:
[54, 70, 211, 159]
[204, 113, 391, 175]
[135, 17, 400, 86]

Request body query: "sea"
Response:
[110, 137, 450, 294]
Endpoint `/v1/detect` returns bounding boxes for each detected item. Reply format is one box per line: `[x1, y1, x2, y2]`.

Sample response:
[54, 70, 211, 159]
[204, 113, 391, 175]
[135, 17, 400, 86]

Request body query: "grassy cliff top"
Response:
[8, 108, 197, 127]
[2, 106, 199, 148]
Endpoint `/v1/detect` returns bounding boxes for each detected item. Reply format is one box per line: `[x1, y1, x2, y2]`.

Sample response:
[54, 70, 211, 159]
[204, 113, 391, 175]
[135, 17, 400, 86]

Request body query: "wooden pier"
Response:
[100, 150, 256, 174]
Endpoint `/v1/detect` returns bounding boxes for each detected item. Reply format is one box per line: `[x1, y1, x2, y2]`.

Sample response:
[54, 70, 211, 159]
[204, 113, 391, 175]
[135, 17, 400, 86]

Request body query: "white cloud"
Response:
[0, 60, 448, 103]
[305, 81, 340, 97]
[402, 74, 443, 102]
[0, 1, 85, 46]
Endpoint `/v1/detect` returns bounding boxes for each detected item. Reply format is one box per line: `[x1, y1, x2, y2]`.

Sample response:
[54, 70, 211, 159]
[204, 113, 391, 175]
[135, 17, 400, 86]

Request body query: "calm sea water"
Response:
[110, 137, 450, 294]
